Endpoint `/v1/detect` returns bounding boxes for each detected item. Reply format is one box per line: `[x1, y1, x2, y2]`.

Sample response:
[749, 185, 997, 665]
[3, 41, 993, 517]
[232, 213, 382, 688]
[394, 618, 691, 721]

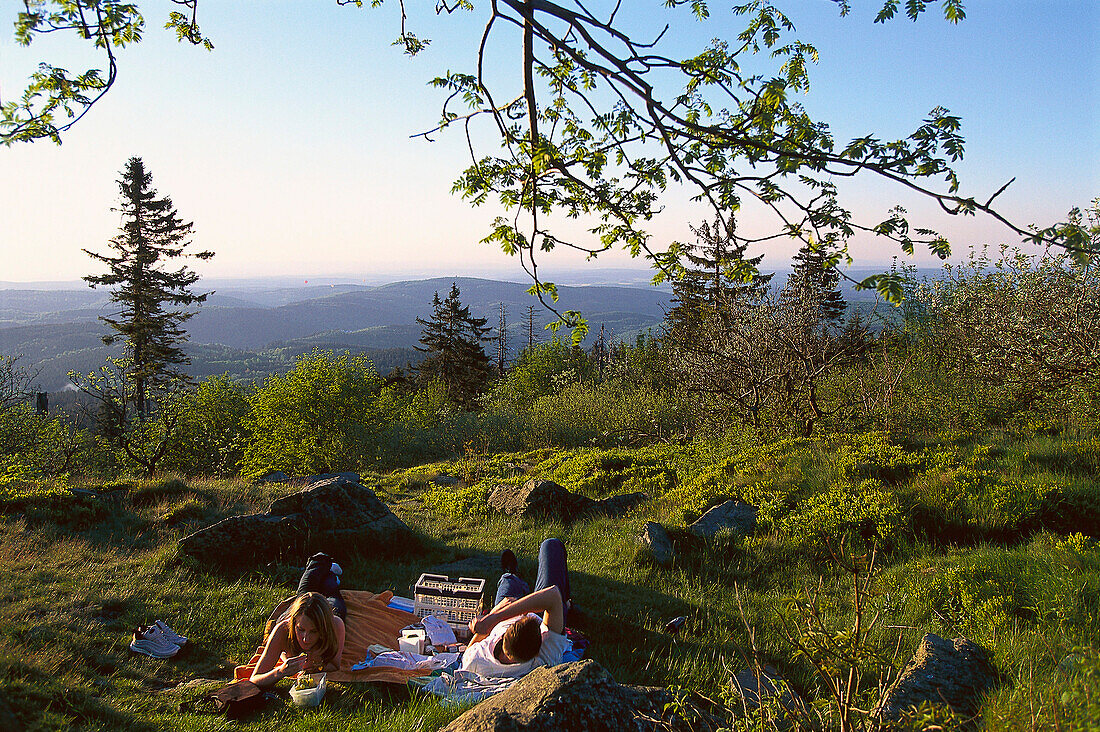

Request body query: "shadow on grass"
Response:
[2, 658, 160, 732]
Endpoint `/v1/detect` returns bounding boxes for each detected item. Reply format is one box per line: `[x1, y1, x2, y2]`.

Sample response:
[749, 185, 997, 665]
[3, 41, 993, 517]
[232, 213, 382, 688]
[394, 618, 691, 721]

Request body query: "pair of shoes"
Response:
[130, 625, 181, 658]
[154, 620, 188, 646]
[500, 549, 519, 576]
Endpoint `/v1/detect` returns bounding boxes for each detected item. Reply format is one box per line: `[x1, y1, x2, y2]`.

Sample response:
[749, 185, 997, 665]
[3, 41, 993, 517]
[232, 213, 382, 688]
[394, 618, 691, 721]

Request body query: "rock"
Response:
[304, 471, 361, 485]
[487, 479, 648, 523]
[0, 695, 21, 732]
[433, 473, 459, 486]
[488, 479, 594, 521]
[874, 634, 997, 724]
[256, 471, 290, 483]
[638, 522, 675, 566]
[596, 491, 649, 517]
[441, 660, 687, 732]
[179, 476, 414, 566]
[688, 500, 757, 540]
[730, 664, 803, 714]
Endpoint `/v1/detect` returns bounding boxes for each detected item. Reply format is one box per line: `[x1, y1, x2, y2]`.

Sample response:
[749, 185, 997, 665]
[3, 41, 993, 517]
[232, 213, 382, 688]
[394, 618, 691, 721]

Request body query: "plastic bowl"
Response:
[289, 673, 326, 707]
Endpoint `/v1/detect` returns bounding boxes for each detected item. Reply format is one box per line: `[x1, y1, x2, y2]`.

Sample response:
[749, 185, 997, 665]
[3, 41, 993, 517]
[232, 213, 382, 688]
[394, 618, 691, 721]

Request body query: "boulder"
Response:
[256, 471, 291, 483]
[433, 473, 459, 486]
[596, 491, 649, 518]
[488, 479, 594, 521]
[440, 660, 685, 732]
[688, 500, 757, 540]
[637, 521, 675, 566]
[487, 479, 648, 523]
[874, 634, 997, 724]
[179, 476, 414, 566]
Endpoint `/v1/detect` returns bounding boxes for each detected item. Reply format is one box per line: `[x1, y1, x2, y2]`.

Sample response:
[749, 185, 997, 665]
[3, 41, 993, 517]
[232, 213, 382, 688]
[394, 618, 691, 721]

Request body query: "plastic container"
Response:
[289, 673, 326, 707]
[413, 574, 485, 640]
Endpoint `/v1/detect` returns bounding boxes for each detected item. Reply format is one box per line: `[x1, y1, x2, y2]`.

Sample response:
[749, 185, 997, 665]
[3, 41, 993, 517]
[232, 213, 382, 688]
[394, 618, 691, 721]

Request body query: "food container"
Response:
[289, 672, 326, 707]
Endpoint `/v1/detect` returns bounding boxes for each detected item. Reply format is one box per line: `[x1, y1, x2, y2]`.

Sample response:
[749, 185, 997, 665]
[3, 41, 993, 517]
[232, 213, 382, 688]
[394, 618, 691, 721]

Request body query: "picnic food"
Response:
[293, 675, 318, 690]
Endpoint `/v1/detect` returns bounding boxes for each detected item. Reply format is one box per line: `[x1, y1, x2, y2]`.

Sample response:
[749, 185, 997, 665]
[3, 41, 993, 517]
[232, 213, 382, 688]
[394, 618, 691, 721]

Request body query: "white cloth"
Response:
[422, 615, 457, 646]
[418, 669, 519, 705]
[459, 613, 570, 679]
[354, 650, 459, 671]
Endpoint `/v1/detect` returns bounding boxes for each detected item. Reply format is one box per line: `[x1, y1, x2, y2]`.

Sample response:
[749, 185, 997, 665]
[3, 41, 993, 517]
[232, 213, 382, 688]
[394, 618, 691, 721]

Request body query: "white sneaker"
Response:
[130, 626, 180, 658]
[154, 620, 188, 646]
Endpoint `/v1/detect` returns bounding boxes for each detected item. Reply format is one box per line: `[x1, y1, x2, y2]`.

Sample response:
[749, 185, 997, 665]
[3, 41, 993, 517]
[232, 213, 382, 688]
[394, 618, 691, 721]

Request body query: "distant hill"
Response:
[0, 276, 672, 390]
[1, 268, 940, 391]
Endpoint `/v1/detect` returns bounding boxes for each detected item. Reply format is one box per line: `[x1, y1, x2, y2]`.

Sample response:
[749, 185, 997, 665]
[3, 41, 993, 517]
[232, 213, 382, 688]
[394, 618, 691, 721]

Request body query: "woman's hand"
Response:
[277, 653, 308, 679]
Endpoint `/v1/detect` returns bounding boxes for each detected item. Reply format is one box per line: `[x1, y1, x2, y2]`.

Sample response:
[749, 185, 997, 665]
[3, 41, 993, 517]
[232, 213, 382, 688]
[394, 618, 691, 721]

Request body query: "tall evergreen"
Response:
[667, 217, 772, 336]
[416, 283, 493, 408]
[783, 241, 847, 324]
[494, 302, 509, 378]
[83, 157, 213, 419]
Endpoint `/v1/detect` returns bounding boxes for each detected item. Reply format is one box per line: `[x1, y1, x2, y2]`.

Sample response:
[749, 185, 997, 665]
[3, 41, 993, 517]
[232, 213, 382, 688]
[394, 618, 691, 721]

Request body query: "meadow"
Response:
[1, 248, 1098, 730]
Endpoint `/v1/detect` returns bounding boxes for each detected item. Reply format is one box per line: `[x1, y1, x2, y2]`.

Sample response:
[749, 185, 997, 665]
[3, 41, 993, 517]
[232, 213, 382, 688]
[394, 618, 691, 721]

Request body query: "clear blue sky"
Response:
[1, 1, 1096, 283]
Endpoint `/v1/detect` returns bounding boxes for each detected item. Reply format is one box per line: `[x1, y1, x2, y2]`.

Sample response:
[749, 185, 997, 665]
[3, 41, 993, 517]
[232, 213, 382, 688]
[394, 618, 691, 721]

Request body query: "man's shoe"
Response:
[129, 626, 180, 658]
[154, 620, 188, 646]
[500, 549, 519, 576]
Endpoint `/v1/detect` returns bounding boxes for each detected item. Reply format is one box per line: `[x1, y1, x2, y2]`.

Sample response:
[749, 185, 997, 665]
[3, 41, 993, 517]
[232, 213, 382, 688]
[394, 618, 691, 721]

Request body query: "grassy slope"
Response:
[1, 430, 1098, 730]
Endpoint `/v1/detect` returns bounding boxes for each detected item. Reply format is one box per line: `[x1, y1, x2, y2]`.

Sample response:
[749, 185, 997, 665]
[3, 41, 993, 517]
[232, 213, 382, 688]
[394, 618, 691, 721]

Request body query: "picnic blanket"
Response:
[234, 590, 433, 684]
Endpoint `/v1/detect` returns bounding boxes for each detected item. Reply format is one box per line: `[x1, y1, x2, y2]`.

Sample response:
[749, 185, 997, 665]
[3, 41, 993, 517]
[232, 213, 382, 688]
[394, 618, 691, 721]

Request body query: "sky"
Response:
[1, 0, 1097, 285]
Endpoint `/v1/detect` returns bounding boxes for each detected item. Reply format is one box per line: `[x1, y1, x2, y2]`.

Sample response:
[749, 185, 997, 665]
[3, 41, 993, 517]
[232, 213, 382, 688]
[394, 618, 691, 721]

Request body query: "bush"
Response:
[0, 405, 90, 482]
[240, 351, 386, 479]
[160, 375, 251, 477]
[420, 483, 489, 521]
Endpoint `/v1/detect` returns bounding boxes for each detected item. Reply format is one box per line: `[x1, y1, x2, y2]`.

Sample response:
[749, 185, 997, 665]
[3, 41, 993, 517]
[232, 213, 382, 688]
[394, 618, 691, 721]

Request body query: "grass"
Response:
[1, 428, 1098, 730]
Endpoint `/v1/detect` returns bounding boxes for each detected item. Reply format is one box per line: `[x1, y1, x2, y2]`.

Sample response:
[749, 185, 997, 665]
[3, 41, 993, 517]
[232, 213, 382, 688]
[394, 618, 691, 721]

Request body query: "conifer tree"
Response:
[83, 156, 212, 420]
[416, 283, 492, 408]
[783, 242, 847, 324]
[495, 302, 508, 378]
[667, 217, 772, 339]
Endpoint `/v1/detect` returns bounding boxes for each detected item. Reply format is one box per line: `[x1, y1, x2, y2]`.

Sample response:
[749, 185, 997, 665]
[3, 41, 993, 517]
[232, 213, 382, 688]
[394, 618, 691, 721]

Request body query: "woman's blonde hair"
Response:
[286, 591, 338, 664]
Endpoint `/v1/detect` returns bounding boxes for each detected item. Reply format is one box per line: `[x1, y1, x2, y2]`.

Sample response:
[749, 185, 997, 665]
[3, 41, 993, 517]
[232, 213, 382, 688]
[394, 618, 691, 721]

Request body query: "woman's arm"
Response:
[249, 621, 308, 688]
[468, 585, 565, 637]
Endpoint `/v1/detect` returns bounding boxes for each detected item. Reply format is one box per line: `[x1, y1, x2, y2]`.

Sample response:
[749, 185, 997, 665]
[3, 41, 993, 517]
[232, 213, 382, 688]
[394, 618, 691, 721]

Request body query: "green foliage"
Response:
[539, 446, 679, 499]
[778, 479, 903, 550]
[240, 350, 385, 478]
[420, 483, 489, 521]
[161, 375, 250, 476]
[0, 404, 86, 481]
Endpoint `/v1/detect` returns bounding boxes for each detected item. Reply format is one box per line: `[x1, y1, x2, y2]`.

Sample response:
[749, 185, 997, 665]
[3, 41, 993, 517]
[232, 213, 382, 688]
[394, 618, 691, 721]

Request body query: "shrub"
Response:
[240, 350, 385, 479]
[161, 375, 251, 476]
[777, 479, 904, 550]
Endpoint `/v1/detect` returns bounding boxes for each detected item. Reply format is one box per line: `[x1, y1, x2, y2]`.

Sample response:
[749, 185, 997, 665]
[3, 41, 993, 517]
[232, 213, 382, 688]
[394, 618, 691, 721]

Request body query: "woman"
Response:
[249, 592, 345, 688]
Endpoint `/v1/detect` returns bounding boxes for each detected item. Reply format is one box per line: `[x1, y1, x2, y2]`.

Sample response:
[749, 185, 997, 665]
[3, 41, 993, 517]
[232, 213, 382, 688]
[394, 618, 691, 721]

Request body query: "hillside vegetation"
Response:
[1, 249, 1098, 730]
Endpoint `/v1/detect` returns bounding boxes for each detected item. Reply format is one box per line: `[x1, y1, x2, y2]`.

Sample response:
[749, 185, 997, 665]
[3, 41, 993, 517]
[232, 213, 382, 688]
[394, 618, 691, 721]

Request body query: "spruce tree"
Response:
[783, 242, 847, 324]
[416, 283, 492, 408]
[83, 157, 213, 420]
[667, 217, 772, 337]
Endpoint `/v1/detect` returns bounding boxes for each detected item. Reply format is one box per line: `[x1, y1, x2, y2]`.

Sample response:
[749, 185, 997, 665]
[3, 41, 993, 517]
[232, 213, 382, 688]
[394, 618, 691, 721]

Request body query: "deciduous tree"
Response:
[6, 1, 1095, 318]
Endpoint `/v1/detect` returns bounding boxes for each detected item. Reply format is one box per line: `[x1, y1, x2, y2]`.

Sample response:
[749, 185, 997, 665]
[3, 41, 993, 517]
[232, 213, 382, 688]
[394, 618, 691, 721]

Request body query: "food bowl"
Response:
[288, 672, 326, 707]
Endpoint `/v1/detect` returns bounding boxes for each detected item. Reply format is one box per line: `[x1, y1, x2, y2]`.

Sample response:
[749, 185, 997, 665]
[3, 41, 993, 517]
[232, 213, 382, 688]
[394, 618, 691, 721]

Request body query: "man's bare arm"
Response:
[468, 585, 565, 637]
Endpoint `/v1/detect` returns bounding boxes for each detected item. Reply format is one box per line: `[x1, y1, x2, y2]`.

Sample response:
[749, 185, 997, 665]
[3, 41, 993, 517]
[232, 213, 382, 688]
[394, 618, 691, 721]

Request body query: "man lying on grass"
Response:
[460, 538, 572, 678]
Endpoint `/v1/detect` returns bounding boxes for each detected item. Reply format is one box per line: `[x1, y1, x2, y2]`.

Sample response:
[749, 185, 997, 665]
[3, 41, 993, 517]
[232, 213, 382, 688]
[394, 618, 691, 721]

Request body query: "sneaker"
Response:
[130, 626, 180, 658]
[500, 549, 519, 576]
[154, 620, 188, 646]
